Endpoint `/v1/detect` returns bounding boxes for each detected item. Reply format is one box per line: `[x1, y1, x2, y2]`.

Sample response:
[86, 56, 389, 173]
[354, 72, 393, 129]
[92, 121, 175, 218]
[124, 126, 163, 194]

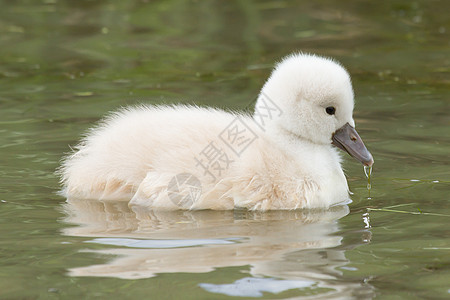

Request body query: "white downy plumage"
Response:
[60, 53, 373, 210]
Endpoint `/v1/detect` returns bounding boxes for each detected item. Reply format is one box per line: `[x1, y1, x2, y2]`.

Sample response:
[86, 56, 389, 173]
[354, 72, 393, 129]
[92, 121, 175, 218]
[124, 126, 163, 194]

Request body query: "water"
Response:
[364, 166, 372, 199]
[1, 0, 449, 299]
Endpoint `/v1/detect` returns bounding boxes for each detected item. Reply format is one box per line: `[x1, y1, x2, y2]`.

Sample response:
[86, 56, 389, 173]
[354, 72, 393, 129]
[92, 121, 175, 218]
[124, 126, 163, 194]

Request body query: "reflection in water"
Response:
[200, 277, 316, 297]
[62, 199, 375, 298]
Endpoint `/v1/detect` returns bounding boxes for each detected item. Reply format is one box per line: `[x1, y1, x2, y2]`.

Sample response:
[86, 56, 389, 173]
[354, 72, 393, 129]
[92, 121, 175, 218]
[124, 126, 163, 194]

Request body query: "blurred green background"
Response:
[0, 0, 448, 299]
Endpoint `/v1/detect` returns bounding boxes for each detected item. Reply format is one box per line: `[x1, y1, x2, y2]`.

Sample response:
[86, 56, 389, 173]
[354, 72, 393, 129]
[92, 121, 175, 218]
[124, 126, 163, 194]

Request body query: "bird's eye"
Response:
[326, 106, 336, 115]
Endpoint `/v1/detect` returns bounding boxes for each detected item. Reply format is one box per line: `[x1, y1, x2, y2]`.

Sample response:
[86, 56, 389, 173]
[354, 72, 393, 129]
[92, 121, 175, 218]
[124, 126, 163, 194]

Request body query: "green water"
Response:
[1, 0, 449, 299]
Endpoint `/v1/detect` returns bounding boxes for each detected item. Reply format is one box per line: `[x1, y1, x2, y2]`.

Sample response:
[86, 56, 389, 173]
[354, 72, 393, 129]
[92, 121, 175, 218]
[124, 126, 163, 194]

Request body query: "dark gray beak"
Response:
[332, 123, 374, 166]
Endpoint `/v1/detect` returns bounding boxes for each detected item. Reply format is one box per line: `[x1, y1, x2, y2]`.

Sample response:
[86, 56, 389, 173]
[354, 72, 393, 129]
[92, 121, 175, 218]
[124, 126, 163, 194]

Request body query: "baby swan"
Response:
[60, 53, 373, 211]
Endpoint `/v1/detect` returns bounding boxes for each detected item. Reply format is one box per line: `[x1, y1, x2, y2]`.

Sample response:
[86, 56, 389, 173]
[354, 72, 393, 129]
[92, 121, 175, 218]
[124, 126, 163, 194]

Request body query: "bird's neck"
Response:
[265, 124, 327, 149]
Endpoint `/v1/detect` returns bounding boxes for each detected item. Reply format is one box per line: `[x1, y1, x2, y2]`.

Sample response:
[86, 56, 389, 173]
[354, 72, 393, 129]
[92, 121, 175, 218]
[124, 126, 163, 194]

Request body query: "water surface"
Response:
[0, 0, 449, 299]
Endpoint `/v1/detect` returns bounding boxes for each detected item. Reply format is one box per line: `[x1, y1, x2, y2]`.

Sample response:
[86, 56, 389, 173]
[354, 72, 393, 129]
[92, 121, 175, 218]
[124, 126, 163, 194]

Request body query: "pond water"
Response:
[0, 0, 449, 299]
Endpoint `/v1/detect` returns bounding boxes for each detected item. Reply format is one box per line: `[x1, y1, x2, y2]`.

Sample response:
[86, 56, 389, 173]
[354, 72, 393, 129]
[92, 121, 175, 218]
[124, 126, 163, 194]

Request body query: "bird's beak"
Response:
[332, 123, 374, 166]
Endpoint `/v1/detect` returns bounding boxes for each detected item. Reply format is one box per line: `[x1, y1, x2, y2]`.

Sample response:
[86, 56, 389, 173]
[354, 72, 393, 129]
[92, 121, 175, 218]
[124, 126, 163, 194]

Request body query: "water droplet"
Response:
[362, 212, 371, 228]
[364, 166, 372, 199]
[364, 166, 372, 178]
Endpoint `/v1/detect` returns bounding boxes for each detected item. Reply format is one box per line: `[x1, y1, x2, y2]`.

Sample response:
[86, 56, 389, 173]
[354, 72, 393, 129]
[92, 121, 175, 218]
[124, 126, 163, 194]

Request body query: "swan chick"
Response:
[60, 53, 373, 210]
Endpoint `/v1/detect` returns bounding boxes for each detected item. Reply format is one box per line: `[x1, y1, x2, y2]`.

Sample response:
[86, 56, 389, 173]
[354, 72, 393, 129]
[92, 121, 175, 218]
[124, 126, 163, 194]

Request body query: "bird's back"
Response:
[60, 105, 249, 200]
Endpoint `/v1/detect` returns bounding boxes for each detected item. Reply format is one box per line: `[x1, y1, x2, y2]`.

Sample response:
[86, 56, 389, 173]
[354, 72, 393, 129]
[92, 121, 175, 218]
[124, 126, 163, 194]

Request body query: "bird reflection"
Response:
[62, 199, 374, 298]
